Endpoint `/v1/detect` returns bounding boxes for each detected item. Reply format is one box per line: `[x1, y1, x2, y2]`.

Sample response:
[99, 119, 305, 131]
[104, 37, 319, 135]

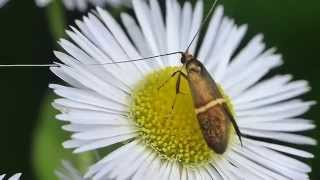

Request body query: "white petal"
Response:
[157, 162, 169, 180]
[213, 24, 247, 82]
[228, 150, 289, 180]
[69, 21, 137, 87]
[62, 124, 102, 132]
[144, 156, 162, 180]
[241, 129, 316, 145]
[74, 134, 135, 153]
[53, 98, 113, 113]
[50, 67, 85, 88]
[71, 125, 136, 140]
[120, 13, 153, 60]
[198, 6, 224, 62]
[193, 168, 203, 180]
[185, 167, 196, 180]
[85, 140, 139, 178]
[56, 110, 130, 125]
[179, 2, 193, 50]
[65, 28, 132, 89]
[168, 162, 180, 180]
[150, 0, 167, 57]
[243, 139, 312, 173]
[101, 144, 148, 180]
[245, 138, 314, 158]
[226, 153, 270, 180]
[133, 0, 164, 67]
[8, 174, 22, 180]
[237, 87, 310, 110]
[88, 11, 144, 80]
[225, 34, 266, 74]
[72, 126, 136, 140]
[240, 119, 315, 132]
[235, 146, 310, 179]
[210, 159, 233, 180]
[205, 17, 234, 71]
[238, 112, 313, 124]
[50, 84, 126, 112]
[97, 9, 150, 75]
[217, 157, 244, 179]
[226, 53, 283, 96]
[159, 162, 171, 180]
[233, 74, 291, 103]
[186, 0, 203, 54]
[115, 149, 152, 180]
[235, 78, 309, 108]
[166, 0, 181, 66]
[131, 152, 157, 180]
[236, 100, 315, 117]
[75, 19, 98, 45]
[63, 139, 90, 149]
[204, 166, 222, 180]
[58, 39, 124, 90]
[53, 64, 128, 105]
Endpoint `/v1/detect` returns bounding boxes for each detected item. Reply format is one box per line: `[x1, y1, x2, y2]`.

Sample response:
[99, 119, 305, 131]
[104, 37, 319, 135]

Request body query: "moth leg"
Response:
[171, 73, 181, 109]
[165, 71, 187, 119]
[179, 71, 188, 79]
[175, 71, 189, 94]
[157, 71, 180, 90]
[171, 72, 187, 110]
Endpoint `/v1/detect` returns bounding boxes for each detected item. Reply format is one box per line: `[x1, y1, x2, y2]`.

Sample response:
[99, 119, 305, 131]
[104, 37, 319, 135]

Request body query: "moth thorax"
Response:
[181, 52, 195, 64]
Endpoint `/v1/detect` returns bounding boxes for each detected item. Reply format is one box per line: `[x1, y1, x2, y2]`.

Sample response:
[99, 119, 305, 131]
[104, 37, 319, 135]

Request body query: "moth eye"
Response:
[181, 57, 186, 64]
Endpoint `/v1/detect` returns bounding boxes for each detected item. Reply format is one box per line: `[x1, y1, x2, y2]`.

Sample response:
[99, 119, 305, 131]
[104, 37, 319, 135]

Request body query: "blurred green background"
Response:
[0, 0, 319, 179]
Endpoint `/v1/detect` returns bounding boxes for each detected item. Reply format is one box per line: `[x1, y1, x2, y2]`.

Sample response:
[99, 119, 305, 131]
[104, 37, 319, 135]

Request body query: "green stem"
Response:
[46, 0, 66, 41]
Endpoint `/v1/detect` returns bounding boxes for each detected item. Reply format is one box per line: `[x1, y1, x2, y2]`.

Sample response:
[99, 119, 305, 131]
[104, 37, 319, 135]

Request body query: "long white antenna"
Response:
[0, 51, 183, 68]
[185, 0, 219, 52]
[0, 64, 58, 67]
[95, 51, 183, 65]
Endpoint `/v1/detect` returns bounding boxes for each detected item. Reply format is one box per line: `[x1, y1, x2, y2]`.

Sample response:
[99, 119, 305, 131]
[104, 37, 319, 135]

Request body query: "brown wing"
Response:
[197, 105, 230, 153]
[186, 59, 242, 153]
[201, 63, 242, 145]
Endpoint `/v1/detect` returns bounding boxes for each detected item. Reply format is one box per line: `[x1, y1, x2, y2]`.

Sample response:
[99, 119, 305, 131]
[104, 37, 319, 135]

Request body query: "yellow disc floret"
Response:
[130, 67, 235, 166]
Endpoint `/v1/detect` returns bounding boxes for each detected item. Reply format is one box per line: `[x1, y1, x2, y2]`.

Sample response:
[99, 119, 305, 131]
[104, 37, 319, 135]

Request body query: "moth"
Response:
[159, 0, 242, 154]
[173, 52, 242, 154]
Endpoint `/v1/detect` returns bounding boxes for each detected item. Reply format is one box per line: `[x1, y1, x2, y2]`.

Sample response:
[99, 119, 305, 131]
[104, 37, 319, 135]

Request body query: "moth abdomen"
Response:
[196, 104, 230, 154]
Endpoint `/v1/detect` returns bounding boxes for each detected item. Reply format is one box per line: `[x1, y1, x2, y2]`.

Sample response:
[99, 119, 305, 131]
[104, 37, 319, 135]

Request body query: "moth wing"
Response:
[202, 66, 242, 144]
[197, 106, 229, 153]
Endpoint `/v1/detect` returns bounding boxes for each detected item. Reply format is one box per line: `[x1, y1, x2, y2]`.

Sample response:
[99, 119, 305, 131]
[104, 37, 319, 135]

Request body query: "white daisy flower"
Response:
[51, 0, 316, 179]
[55, 160, 87, 180]
[0, 173, 22, 180]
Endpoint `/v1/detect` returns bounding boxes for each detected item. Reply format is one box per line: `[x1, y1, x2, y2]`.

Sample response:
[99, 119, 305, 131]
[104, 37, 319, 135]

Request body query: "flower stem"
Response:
[46, 0, 66, 41]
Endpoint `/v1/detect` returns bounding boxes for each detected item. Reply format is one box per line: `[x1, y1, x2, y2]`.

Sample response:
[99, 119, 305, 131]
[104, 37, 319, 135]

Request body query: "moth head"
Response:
[181, 53, 194, 64]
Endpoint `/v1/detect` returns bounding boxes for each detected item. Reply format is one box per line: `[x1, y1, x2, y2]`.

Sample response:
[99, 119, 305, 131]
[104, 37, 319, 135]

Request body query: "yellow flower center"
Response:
[130, 67, 236, 166]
